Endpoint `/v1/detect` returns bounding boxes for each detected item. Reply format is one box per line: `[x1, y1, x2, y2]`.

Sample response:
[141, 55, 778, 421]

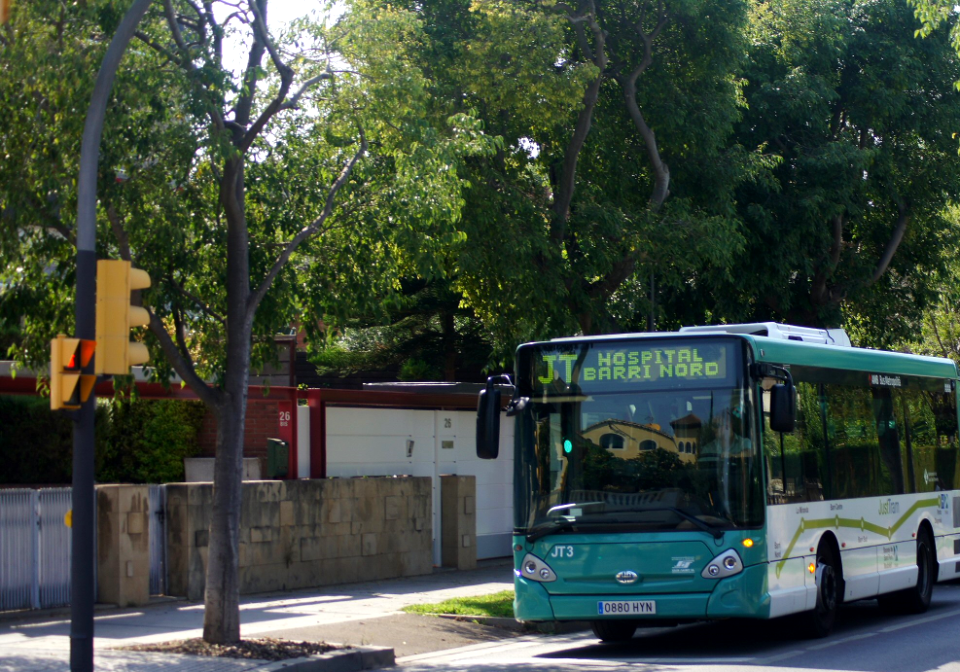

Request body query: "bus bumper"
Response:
[516, 564, 770, 622]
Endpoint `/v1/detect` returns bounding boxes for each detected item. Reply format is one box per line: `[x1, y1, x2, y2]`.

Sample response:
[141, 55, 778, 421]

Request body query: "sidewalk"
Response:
[0, 560, 516, 671]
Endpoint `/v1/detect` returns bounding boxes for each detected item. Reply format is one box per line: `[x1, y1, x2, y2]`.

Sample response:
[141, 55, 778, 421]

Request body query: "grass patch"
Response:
[402, 590, 515, 618]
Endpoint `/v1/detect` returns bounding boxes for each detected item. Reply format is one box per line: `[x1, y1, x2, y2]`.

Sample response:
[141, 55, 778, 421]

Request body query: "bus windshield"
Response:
[513, 338, 764, 535]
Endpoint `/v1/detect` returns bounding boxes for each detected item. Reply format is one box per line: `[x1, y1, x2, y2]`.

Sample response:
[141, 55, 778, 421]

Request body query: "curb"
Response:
[434, 614, 588, 634]
[255, 646, 395, 671]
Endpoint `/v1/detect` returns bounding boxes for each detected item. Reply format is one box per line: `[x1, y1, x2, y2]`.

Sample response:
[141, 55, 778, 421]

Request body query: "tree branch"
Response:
[278, 73, 332, 111]
[171, 277, 227, 326]
[21, 192, 75, 245]
[233, 1, 267, 129]
[134, 30, 180, 63]
[160, 0, 226, 133]
[246, 128, 367, 321]
[247, 0, 288, 79]
[106, 205, 132, 262]
[171, 304, 196, 371]
[238, 1, 295, 153]
[811, 214, 843, 305]
[162, 0, 189, 52]
[869, 203, 910, 286]
[551, 1, 606, 238]
[617, 5, 671, 210]
[147, 309, 221, 407]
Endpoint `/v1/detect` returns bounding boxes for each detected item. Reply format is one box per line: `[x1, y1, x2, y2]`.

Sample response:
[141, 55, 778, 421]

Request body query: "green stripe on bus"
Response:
[774, 498, 939, 578]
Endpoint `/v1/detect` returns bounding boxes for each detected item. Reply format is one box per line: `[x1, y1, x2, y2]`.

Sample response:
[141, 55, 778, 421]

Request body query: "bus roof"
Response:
[748, 335, 958, 380]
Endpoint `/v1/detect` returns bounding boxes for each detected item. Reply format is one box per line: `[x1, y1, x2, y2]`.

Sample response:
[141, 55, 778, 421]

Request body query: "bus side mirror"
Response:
[769, 383, 796, 433]
[476, 384, 502, 459]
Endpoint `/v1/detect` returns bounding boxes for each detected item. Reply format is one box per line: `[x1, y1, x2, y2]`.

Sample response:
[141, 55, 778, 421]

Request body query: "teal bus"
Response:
[476, 323, 960, 641]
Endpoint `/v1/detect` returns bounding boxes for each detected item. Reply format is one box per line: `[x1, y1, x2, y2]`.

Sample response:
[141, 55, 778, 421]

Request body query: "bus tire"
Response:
[591, 619, 638, 642]
[802, 541, 840, 638]
[879, 527, 936, 615]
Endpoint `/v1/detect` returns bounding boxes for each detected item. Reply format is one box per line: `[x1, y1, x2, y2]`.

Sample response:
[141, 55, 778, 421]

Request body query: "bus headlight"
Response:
[701, 549, 743, 579]
[519, 553, 557, 582]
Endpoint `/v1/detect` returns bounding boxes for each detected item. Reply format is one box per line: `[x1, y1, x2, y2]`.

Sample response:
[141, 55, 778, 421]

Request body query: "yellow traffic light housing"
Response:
[0, 0, 11, 25]
[50, 334, 96, 410]
[95, 259, 152, 375]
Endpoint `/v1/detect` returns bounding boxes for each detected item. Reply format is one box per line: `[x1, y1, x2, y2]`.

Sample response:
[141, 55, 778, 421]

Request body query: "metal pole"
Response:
[72, 1, 152, 669]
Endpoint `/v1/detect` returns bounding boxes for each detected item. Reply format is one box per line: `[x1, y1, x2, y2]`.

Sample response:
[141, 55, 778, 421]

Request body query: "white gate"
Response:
[0, 488, 72, 611]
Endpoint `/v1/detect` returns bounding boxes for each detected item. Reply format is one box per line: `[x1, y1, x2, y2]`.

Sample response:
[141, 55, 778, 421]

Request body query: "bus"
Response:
[475, 323, 960, 641]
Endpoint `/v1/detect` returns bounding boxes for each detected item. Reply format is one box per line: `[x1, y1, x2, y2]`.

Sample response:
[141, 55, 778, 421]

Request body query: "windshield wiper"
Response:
[637, 507, 725, 539]
[526, 519, 576, 543]
[525, 517, 629, 542]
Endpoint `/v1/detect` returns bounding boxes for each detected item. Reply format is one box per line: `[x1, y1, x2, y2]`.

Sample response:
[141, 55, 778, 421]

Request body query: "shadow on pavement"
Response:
[539, 587, 960, 672]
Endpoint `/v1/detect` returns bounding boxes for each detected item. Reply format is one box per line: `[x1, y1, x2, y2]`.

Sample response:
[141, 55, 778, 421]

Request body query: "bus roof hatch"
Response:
[678, 322, 851, 347]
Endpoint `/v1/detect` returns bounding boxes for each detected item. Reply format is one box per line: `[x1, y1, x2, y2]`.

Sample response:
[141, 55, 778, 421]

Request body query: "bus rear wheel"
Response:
[591, 619, 638, 642]
[878, 528, 936, 615]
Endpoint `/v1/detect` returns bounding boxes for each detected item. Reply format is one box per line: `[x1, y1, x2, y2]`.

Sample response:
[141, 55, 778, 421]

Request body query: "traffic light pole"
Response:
[72, 1, 152, 669]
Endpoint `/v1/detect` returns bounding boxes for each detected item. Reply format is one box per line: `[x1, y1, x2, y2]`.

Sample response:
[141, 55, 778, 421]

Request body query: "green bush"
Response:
[0, 395, 207, 485]
[0, 396, 75, 485]
[98, 398, 207, 484]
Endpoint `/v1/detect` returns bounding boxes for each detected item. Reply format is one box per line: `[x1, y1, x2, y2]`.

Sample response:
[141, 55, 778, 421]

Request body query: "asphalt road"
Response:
[397, 581, 960, 672]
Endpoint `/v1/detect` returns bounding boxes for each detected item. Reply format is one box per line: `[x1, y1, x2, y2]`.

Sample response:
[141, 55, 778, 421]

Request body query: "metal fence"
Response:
[1, 485, 167, 612]
[0, 488, 72, 611]
[38, 488, 72, 608]
[148, 485, 166, 596]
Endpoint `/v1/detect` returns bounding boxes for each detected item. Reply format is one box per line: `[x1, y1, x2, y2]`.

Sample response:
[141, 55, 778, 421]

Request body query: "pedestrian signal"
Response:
[50, 334, 95, 410]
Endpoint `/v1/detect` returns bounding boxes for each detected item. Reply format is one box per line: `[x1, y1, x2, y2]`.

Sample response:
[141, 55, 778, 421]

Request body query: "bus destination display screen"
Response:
[521, 339, 739, 396]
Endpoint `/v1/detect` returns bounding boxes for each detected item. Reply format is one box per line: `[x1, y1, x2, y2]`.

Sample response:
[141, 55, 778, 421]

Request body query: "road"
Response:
[398, 581, 960, 672]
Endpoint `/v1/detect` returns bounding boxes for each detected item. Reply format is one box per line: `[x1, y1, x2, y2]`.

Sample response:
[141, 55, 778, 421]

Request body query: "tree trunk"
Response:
[203, 154, 252, 644]
[201, 390, 246, 643]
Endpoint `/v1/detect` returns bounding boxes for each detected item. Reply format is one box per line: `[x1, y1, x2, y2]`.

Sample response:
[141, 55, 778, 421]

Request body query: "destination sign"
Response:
[524, 340, 735, 394]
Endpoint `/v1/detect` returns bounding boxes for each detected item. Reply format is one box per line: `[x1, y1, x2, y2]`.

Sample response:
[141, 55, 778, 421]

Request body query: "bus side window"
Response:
[900, 386, 958, 492]
[872, 387, 906, 496]
[765, 381, 824, 504]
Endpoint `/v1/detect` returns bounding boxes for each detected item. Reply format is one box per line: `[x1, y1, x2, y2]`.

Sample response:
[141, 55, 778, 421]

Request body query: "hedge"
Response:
[0, 396, 206, 485]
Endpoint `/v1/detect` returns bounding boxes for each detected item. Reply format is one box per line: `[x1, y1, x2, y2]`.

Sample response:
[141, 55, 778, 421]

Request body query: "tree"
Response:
[1, 0, 492, 643]
[684, 0, 960, 342]
[432, 0, 751, 344]
[310, 278, 494, 383]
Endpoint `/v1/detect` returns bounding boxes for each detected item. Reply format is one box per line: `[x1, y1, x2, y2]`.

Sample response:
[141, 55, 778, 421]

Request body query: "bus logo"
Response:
[615, 571, 639, 584]
[671, 557, 695, 574]
[878, 499, 900, 515]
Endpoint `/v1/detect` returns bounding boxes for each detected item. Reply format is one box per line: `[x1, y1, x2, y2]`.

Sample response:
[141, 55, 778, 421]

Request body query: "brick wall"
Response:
[198, 401, 279, 460]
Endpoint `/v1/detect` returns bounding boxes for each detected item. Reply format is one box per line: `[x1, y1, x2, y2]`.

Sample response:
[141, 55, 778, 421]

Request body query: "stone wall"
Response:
[96, 485, 150, 607]
[166, 477, 432, 600]
[440, 475, 477, 570]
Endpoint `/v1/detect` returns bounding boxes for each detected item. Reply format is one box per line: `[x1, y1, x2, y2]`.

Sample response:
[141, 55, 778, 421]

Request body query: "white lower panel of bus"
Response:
[768, 586, 815, 619]
[877, 565, 918, 594]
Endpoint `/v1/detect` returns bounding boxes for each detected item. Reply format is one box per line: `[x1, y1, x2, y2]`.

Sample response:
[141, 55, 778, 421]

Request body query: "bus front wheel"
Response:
[802, 542, 840, 638]
[591, 619, 638, 642]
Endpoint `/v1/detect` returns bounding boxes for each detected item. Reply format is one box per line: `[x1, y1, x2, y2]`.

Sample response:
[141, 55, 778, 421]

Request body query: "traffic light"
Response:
[0, 0, 11, 25]
[95, 259, 151, 375]
[50, 334, 96, 410]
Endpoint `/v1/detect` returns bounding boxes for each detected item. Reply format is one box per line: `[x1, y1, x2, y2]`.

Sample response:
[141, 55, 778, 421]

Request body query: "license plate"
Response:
[597, 600, 656, 615]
